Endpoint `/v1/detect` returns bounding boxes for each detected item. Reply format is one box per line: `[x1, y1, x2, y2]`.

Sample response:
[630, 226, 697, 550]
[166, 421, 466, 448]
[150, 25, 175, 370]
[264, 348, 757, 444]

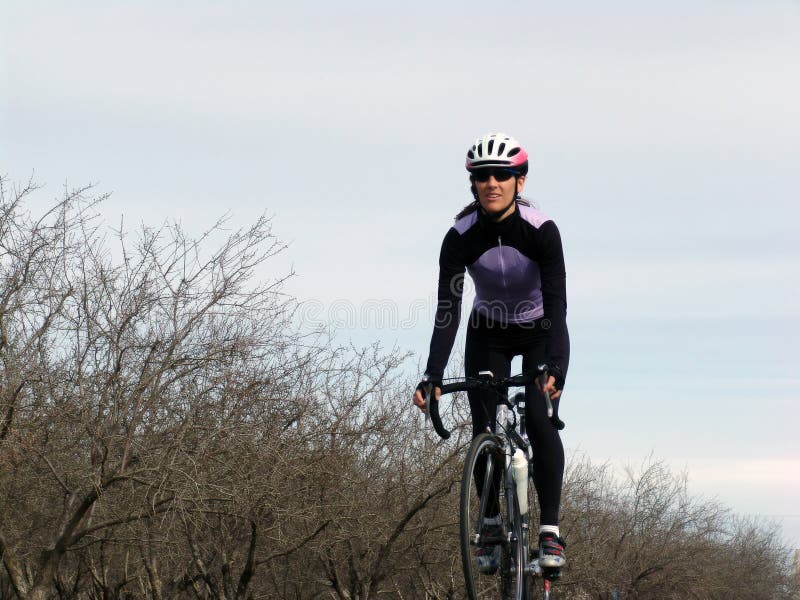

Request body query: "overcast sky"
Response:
[3, 0, 799, 545]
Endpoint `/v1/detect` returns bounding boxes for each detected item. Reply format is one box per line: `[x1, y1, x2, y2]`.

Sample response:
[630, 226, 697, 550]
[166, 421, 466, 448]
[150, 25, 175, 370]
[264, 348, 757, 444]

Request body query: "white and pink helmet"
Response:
[466, 132, 529, 174]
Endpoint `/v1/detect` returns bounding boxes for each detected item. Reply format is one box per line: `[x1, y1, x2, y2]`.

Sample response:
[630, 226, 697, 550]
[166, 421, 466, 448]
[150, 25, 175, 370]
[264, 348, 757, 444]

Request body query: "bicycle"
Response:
[423, 366, 565, 600]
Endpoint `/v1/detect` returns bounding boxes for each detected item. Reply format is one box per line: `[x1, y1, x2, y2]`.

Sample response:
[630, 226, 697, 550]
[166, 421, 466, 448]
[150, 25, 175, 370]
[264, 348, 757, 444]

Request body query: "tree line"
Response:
[1, 178, 798, 599]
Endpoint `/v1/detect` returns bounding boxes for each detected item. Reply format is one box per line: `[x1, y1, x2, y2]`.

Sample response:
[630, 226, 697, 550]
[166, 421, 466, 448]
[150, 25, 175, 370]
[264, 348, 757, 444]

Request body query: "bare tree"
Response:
[2, 176, 798, 599]
[558, 456, 799, 599]
[0, 177, 298, 599]
[261, 344, 469, 600]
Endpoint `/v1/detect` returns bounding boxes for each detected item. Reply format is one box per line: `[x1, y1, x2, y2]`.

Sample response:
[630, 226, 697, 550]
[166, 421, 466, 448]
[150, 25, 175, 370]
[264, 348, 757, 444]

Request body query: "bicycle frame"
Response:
[498, 398, 533, 598]
[502, 393, 560, 598]
[429, 369, 561, 599]
[472, 401, 528, 547]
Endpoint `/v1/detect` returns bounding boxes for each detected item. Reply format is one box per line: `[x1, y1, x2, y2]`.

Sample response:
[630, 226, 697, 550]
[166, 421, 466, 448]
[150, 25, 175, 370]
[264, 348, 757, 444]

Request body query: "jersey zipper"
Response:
[497, 235, 507, 290]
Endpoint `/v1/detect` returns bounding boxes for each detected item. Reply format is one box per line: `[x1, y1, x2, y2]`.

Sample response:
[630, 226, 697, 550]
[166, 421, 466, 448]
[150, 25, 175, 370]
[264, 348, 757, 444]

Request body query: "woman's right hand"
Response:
[412, 381, 441, 412]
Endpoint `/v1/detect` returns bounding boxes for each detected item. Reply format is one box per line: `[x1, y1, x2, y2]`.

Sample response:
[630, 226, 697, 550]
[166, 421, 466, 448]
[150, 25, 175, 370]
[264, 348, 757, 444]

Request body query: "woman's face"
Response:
[472, 169, 526, 220]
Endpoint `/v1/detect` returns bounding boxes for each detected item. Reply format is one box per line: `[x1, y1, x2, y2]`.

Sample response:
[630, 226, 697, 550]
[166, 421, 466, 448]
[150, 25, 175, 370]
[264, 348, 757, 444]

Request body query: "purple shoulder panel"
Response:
[453, 211, 479, 235]
[518, 204, 551, 229]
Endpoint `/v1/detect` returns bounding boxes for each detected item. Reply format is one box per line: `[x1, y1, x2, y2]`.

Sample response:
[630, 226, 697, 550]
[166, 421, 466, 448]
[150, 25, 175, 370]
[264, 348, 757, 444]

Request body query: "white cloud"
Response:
[570, 254, 800, 318]
[6, 1, 799, 144]
[682, 458, 800, 488]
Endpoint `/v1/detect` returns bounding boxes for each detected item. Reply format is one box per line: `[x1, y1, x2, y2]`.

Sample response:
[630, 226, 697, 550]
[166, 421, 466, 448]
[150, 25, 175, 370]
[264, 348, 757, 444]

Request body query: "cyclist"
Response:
[412, 132, 569, 572]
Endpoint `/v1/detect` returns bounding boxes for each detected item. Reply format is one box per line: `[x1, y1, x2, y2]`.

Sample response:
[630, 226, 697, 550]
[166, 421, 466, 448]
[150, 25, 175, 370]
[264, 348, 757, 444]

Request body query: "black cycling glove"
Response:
[415, 378, 442, 399]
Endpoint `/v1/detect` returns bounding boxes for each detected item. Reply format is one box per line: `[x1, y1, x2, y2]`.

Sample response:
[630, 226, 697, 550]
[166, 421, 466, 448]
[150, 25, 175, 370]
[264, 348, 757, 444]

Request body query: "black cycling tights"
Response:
[465, 315, 565, 527]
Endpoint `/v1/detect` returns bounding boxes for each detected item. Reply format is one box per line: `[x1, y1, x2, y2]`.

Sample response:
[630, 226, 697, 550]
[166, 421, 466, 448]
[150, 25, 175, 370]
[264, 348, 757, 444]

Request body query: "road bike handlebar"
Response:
[424, 366, 564, 439]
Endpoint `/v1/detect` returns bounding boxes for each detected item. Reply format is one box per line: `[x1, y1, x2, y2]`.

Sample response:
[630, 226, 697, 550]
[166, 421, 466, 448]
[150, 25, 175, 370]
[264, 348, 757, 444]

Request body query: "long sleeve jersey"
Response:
[424, 201, 570, 387]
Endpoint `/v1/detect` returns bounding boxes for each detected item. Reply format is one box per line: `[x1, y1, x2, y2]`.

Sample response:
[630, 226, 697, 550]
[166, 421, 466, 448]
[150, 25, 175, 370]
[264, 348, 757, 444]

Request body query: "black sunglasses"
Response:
[471, 168, 518, 183]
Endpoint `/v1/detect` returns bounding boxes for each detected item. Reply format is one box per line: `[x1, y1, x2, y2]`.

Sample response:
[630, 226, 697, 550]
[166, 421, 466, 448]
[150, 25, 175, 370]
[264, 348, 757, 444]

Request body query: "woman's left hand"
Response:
[539, 375, 562, 400]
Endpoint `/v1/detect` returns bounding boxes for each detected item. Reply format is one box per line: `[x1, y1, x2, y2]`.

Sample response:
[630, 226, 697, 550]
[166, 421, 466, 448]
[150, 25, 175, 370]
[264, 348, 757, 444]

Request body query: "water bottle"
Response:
[511, 448, 528, 514]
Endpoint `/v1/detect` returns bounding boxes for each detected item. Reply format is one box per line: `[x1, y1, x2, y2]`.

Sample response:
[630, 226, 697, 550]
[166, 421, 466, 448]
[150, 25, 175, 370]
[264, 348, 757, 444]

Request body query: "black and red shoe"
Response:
[538, 532, 567, 569]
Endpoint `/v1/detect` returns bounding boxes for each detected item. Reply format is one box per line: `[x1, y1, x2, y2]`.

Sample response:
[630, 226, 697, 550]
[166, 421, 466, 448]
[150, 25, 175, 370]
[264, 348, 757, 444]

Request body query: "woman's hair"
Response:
[455, 195, 532, 221]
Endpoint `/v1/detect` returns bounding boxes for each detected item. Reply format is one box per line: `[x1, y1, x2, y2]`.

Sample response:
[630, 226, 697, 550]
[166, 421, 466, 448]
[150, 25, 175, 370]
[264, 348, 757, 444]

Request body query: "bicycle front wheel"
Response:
[460, 433, 524, 600]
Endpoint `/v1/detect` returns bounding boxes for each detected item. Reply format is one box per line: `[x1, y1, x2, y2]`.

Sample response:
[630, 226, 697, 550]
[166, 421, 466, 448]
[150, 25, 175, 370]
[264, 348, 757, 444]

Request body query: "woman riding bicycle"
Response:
[412, 132, 569, 572]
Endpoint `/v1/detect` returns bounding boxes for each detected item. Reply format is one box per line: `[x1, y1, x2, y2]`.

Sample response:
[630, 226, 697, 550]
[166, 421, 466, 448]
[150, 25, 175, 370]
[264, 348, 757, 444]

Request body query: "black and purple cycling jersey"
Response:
[424, 201, 570, 387]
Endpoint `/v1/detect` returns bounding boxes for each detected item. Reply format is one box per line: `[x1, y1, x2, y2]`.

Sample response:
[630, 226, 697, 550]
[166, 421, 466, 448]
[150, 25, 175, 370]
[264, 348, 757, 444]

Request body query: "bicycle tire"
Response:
[461, 433, 525, 600]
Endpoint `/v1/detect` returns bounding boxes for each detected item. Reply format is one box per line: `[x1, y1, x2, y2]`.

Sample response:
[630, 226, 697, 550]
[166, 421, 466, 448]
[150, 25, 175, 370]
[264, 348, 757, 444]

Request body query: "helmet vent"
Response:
[466, 133, 528, 173]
